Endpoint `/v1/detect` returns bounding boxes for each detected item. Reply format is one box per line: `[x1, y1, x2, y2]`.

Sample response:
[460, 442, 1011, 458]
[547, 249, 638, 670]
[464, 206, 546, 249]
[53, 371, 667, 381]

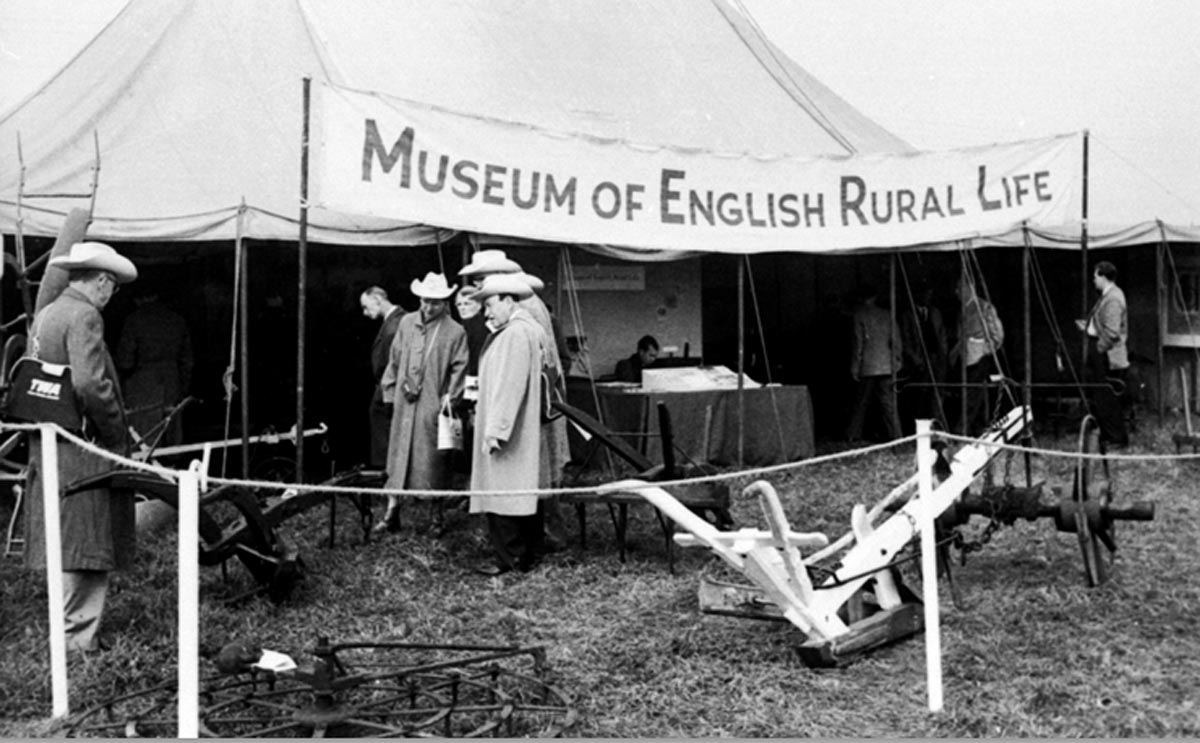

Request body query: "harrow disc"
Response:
[65, 639, 577, 738]
[1073, 415, 1114, 587]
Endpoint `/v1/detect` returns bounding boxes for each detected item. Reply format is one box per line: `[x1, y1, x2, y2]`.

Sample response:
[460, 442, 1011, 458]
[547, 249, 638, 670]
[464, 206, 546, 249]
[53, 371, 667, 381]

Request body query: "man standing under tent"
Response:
[361, 286, 405, 469]
[24, 238, 138, 653]
[845, 286, 903, 442]
[376, 273, 467, 534]
[469, 274, 546, 575]
[899, 281, 948, 428]
[458, 249, 570, 550]
[1077, 261, 1130, 447]
[952, 272, 1005, 436]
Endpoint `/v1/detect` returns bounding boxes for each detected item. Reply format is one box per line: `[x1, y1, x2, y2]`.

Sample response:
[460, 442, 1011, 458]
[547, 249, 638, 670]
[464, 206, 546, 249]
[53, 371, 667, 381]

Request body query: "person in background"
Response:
[614, 335, 659, 383]
[116, 289, 194, 447]
[951, 272, 1004, 436]
[899, 281, 948, 426]
[452, 285, 489, 485]
[25, 240, 138, 653]
[361, 286, 405, 469]
[377, 273, 467, 534]
[1078, 260, 1130, 447]
[469, 274, 546, 575]
[845, 286, 903, 441]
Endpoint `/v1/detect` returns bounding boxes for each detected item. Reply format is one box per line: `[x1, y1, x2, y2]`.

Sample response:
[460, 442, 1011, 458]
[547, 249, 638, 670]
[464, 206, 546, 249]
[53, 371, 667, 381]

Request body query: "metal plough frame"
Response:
[611, 405, 1034, 666]
[65, 637, 577, 738]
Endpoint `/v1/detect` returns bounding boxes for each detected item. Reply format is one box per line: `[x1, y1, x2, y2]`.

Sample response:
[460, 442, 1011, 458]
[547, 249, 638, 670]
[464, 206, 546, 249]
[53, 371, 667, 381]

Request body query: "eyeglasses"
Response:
[101, 273, 120, 294]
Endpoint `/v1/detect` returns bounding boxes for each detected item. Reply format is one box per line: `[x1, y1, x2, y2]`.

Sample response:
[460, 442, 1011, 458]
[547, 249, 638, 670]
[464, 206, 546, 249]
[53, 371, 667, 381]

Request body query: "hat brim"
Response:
[410, 278, 456, 299]
[474, 276, 534, 301]
[458, 257, 523, 276]
[48, 250, 138, 284]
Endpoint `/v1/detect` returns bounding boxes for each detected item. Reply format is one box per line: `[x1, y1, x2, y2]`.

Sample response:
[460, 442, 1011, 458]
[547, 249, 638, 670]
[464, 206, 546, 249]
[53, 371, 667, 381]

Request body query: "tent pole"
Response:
[737, 257, 745, 468]
[889, 253, 898, 434]
[1079, 130, 1090, 371]
[296, 76, 312, 483]
[239, 211, 251, 480]
[1022, 226, 1033, 486]
[1022, 226, 1032, 413]
[1156, 222, 1167, 424]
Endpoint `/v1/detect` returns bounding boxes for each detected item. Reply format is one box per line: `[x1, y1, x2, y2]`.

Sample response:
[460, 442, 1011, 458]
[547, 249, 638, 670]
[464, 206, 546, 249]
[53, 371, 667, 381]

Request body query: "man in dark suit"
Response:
[361, 286, 405, 468]
[1077, 261, 1129, 447]
[614, 335, 659, 383]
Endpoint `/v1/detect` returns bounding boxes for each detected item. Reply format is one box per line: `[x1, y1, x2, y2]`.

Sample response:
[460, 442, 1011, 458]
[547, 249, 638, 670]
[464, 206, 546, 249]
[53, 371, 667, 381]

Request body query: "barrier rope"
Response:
[7, 420, 1197, 504]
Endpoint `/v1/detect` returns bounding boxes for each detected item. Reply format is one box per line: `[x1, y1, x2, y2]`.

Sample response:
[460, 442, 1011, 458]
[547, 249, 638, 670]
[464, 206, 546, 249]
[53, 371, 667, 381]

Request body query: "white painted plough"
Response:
[608, 406, 1033, 667]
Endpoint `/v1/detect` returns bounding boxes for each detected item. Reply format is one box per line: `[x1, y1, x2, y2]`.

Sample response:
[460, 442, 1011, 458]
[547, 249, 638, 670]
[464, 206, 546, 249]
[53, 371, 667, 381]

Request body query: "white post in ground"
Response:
[177, 461, 202, 737]
[916, 419, 943, 712]
[40, 425, 69, 718]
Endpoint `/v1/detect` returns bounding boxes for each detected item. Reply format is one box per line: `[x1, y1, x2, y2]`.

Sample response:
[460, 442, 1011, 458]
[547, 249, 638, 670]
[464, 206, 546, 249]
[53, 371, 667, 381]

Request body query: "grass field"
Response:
[1, 416, 1198, 737]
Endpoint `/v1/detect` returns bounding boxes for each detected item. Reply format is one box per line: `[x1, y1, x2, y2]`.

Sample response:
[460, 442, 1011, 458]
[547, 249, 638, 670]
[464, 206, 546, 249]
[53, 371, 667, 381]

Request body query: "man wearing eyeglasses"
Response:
[24, 239, 138, 654]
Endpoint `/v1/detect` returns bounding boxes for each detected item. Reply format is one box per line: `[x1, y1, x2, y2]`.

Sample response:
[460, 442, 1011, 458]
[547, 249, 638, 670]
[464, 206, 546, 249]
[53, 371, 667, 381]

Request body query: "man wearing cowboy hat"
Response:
[23, 239, 138, 653]
[469, 273, 548, 575]
[459, 250, 571, 550]
[377, 272, 467, 533]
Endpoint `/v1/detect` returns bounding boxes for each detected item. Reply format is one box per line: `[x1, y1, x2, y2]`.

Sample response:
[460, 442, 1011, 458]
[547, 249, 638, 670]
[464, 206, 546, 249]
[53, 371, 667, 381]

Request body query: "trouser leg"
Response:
[63, 569, 109, 652]
[1089, 352, 1128, 444]
[485, 511, 544, 571]
[879, 376, 902, 440]
[845, 378, 871, 440]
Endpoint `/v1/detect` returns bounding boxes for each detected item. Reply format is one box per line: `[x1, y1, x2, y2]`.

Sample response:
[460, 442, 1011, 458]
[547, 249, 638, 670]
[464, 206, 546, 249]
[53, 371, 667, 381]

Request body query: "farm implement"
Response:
[64, 635, 576, 738]
[611, 406, 1156, 667]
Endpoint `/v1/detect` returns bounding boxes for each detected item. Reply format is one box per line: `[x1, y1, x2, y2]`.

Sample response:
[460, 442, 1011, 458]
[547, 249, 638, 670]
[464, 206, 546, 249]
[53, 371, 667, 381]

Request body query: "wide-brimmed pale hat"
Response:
[458, 249, 522, 277]
[513, 271, 544, 292]
[474, 273, 534, 301]
[48, 241, 138, 283]
[410, 272, 456, 299]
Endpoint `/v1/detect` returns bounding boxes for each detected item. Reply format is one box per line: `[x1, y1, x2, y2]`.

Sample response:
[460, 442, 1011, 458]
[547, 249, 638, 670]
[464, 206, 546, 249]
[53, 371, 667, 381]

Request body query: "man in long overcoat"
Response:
[360, 286, 404, 468]
[377, 273, 467, 532]
[24, 238, 138, 653]
[459, 250, 571, 549]
[469, 274, 546, 575]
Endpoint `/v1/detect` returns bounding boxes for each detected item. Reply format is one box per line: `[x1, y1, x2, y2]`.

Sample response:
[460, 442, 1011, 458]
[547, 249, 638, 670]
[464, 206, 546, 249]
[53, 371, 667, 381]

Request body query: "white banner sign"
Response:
[309, 82, 1083, 253]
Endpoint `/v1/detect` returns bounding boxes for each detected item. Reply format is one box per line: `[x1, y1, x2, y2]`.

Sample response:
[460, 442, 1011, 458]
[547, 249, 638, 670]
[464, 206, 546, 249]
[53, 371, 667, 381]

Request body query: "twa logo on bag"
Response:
[29, 378, 63, 400]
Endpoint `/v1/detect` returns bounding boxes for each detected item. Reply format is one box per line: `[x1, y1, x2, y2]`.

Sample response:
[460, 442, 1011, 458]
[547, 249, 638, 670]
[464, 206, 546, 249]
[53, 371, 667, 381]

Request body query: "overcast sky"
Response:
[4, 0, 1199, 225]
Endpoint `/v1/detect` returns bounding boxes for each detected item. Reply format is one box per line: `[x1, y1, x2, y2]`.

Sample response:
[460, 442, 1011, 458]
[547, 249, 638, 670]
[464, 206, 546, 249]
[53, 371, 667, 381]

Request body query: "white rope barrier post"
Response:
[40, 425, 69, 718]
[916, 419, 943, 712]
[177, 461, 202, 738]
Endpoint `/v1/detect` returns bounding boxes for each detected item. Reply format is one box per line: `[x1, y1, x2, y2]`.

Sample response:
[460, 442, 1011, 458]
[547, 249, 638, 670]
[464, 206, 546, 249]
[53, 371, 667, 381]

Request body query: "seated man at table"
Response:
[614, 335, 659, 383]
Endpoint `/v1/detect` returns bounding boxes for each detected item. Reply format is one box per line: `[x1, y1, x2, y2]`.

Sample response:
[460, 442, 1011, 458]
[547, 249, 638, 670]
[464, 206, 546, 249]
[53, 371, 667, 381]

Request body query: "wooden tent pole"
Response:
[1079, 130, 1090, 370]
[737, 257, 745, 468]
[238, 206, 251, 480]
[295, 76, 312, 483]
[1156, 221, 1167, 423]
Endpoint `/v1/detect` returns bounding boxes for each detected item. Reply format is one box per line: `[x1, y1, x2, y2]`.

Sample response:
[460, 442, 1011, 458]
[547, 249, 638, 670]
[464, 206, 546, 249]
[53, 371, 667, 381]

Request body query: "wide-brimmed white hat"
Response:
[474, 273, 534, 301]
[410, 272, 456, 299]
[458, 249, 522, 277]
[513, 271, 544, 292]
[48, 241, 137, 283]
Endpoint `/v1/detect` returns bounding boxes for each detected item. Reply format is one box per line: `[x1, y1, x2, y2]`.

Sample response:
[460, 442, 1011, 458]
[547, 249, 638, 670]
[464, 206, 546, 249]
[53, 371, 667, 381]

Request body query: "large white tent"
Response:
[0, 0, 918, 247]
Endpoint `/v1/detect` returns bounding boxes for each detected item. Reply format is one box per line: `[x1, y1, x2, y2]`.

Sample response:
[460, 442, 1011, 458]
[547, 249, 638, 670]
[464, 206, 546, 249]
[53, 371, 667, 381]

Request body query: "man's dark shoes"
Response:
[371, 509, 401, 535]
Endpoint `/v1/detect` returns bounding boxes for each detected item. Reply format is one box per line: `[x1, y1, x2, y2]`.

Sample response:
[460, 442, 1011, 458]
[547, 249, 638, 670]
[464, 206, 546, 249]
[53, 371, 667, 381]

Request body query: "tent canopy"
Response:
[0, 0, 913, 246]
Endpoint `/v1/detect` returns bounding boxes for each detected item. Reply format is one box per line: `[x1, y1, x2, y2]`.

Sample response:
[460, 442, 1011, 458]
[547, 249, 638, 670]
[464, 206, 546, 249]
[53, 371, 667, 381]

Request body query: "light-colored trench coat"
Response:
[380, 311, 467, 491]
[518, 294, 569, 486]
[469, 308, 544, 516]
[25, 287, 135, 572]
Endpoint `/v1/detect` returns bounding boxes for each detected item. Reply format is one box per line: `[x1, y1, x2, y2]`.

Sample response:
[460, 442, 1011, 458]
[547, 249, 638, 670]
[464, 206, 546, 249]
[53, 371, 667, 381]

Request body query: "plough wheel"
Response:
[1073, 415, 1114, 587]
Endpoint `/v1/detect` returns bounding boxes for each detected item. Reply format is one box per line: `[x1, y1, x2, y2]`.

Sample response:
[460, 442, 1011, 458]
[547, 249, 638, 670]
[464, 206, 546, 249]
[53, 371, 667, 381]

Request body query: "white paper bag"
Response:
[437, 395, 463, 451]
